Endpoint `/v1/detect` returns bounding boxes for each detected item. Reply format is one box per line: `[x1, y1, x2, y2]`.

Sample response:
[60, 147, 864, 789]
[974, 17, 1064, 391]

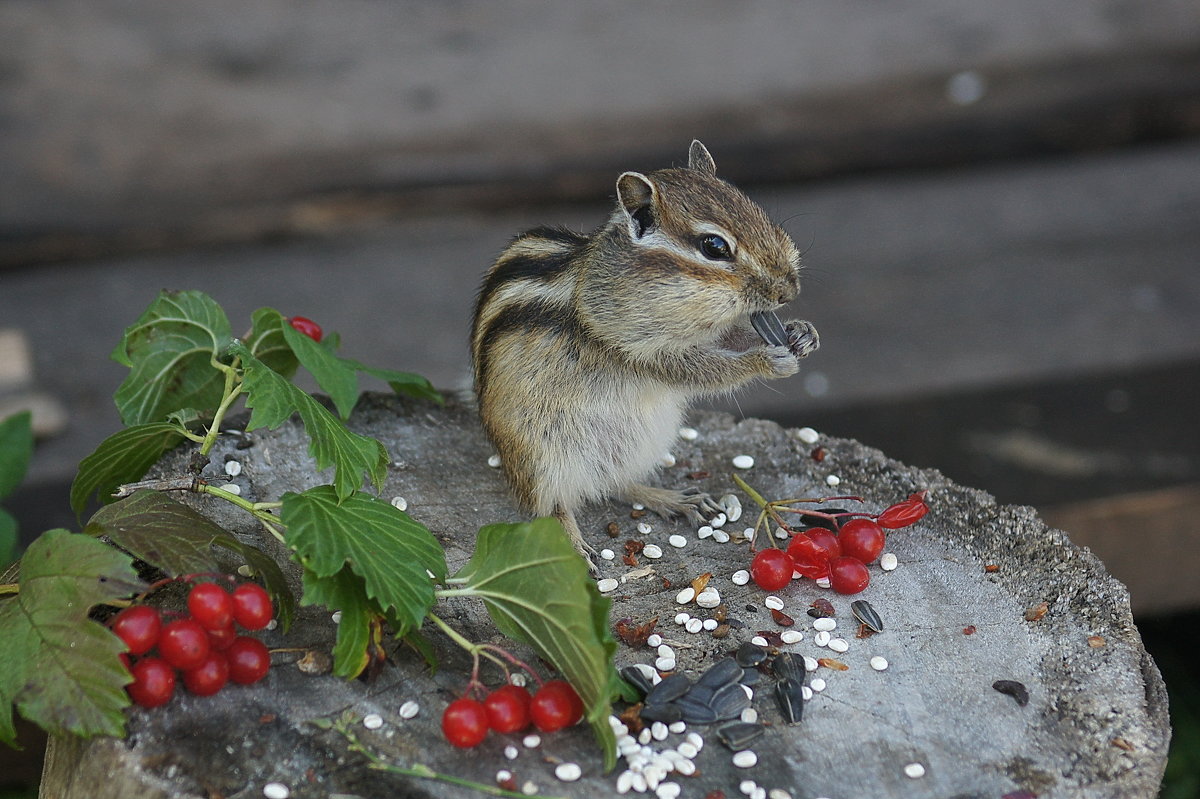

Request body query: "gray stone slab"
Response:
[39, 394, 1169, 798]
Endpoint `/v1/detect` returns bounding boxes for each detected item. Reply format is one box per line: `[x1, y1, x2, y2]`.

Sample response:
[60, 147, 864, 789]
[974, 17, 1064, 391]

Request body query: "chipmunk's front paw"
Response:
[785, 319, 820, 359]
[763, 345, 800, 378]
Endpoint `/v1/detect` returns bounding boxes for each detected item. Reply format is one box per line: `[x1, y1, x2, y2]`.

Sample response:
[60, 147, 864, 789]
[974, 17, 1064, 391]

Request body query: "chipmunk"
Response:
[470, 140, 818, 569]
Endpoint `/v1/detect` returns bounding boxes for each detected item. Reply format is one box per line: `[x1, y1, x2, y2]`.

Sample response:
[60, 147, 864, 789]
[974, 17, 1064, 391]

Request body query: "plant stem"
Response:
[199, 356, 245, 456]
[197, 484, 286, 543]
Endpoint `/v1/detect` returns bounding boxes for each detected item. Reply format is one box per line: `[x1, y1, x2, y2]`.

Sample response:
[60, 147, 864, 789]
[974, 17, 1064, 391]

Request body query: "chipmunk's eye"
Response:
[699, 234, 733, 261]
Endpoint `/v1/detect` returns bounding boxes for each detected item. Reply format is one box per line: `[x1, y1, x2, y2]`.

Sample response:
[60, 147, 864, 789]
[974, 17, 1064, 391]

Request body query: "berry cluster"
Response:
[749, 492, 929, 595]
[112, 580, 275, 708]
[441, 680, 583, 748]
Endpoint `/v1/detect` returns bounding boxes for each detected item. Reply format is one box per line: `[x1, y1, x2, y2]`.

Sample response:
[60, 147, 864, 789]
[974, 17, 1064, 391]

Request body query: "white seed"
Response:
[224, 460, 242, 477]
[703, 618, 719, 631]
[362, 713, 383, 729]
[677, 741, 699, 759]
[390, 496, 408, 511]
[678, 426, 699, 441]
[669, 720, 687, 734]
[752, 788, 767, 799]
[769, 790, 796, 799]
[813, 617, 836, 632]
[740, 780, 758, 796]
[696, 589, 721, 608]
[629, 663, 657, 682]
[904, 763, 926, 779]
[601, 548, 616, 560]
[597, 578, 619, 593]
[510, 673, 527, 687]
[828, 637, 849, 653]
[740, 707, 759, 723]
[669, 534, 688, 549]
[673, 587, 696, 605]
[697, 525, 714, 539]
[686, 618, 704, 634]
[632, 503, 645, 511]
[266, 619, 277, 631]
[720, 494, 743, 522]
[712, 529, 731, 543]
[237, 564, 254, 577]
[262, 783, 290, 799]
[870, 656, 890, 671]
[804, 656, 819, 672]
[554, 762, 582, 783]
[750, 635, 769, 647]
[651, 721, 669, 741]
[637, 522, 653, 535]
[331, 610, 343, 624]
[811, 677, 827, 692]
[522, 781, 538, 795]
[674, 612, 690, 625]
[643, 544, 664, 559]
[815, 576, 832, 589]
[825, 474, 841, 487]
[774, 527, 789, 540]
[732, 750, 759, 768]
[764, 595, 784, 611]
[687, 731, 705, 750]
[487, 454, 502, 468]
[731, 569, 751, 586]
[658, 644, 675, 659]
[399, 700, 419, 718]
[801, 685, 813, 701]
[732, 455, 755, 470]
[656, 656, 677, 672]
[639, 728, 653, 745]
[814, 630, 831, 647]
[741, 684, 755, 701]
[616, 770, 635, 794]
[660, 453, 677, 467]
[710, 512, 728, 528]
[796, 426, 820, 444]
[522, 734, 541, 748]
[221, 482, 242, 496]
[647, 633, 663, 647]
[657, 781, 682, 799]
[880, 552, 898, 571]
[780, 630, 803, 644]
[497, 769, 513, 783]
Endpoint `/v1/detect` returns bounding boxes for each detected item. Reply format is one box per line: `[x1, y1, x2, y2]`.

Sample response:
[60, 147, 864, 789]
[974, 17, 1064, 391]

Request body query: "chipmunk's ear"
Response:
[688, 140, 716, 175]
[617, 171, 657, 238]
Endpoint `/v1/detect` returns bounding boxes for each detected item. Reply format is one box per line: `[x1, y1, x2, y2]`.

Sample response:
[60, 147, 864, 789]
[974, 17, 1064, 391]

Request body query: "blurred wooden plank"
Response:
[1042, 485, 1200, 616]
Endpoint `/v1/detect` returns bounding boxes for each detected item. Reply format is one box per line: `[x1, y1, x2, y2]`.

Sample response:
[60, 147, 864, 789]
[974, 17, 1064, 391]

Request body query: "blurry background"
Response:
[2, 1, 1198, 795]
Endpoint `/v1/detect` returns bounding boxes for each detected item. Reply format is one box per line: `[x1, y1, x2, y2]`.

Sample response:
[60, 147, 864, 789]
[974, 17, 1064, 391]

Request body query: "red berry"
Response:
[803, 528, 841, 559]
[226, 636, 271, 684]
[207, 623, 237, 651]
[188, 582, 234, 631]
[838, 518, 886, 565]
[877, 491, 930, 529]
[158, 618, 212, 671]
[287, 316, 323, 342]
[828, 556, 871, 595]
[182, 652, 230, 697]
[749, 548, 794, 591]
[484, 684, 532, 734]
[231, 583, 274, 630]
[530, 680, 583, 732]
[127, 657, 176, 708]
[442, 698, 490, 748]
[111, 605, 161, 656]
[785, 535, 833, 580]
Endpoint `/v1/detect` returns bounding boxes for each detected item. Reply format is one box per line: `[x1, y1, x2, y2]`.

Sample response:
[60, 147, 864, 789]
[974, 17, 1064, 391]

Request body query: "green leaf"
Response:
[454, 518, 621, 770]
[281, 321, 361, 419]
[0, 530, 143, 746]
[282, 486, 446, 639]
[0, 411, 33, 499]
[0, 508, 17, 568]
[348, 361, 442, 404]
[245, 307, 299, 380]
[231, 342, 388, 499]
[301, 566, 376, 678]
[69, 423, 187, 519]
[111, 290, 233, 426]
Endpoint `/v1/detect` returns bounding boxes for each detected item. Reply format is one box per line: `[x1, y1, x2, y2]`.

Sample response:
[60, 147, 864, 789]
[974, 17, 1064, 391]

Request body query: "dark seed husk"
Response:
[735, 641, 769, 667]
[697, 657, 744, 689]
[807, 598, 836, 618]
[803, 511, 849, 533]
[738, 667, 761, 686]
[646, 673, 692, 704]
[639, 702, 683, 723]
[851, 599, 883, 633]
[776, 677, 805, 724]
[716, 721, 765, 750]
[750, 311, 787, 347]
[709, 682, 752, 720]
[684, 684, 715, 705]
[675, 695, 719, 724]
[992, 679, 1030, 707]
[772, 652, 806, 683]
[620, 665, 655, 697]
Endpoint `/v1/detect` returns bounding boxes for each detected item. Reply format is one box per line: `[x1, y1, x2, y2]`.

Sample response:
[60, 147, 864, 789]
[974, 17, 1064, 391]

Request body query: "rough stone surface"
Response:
[41, 393, 1169, 798]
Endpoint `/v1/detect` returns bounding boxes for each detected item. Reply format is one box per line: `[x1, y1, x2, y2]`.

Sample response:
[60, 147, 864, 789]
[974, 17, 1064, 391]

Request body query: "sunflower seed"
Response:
[851, 599, 883, 633]
[772, 652, 806, 682]
[993, 679, 1030, 706]
[750, 311, 788, 347]
[647, 673, 692, 704]
[775, 677, 805, 724]
[710, 682, 752, 720]
[674, 695, 718, 724]
[697, 657, 744, 689]
[716, 721, 765, 750]
[640, 702, 683, 724]
[736, 642, 769, 667]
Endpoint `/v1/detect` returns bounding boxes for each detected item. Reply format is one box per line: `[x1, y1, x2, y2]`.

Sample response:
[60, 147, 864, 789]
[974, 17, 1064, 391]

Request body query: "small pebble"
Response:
[702, 618, 719, 631]
[262, 784, 290, 799]
[904, 763, 926, 779]
[686, 618, 704, 634]
[824, 474, 841, 487]
[597, 578, 619, 593]
[399, 700, 419, 718]
[390, 496, 408, 511]
[814, 631, 831, 647]
[656, 656, 677, 672]
[362, 713, 383, 729]
[780, 630, 803, 644]
[732, 455, 755, 470]
[643, 544, 664, 559]
[764, 595, 784, 611]
[870, 656, 889, 671]
[221, 483, 242, 496]
[812, 617, 836, 632]
[523, 734, 541, 748]
[487, 454, 502, 468]
[675, 587, 696, 604]
[828, 638, 849, 653]
[796, 427, 820, 444]
[732, 750, 759, 768]
[224, 460, 242, 477]
[601, 548, 616, 560]
[712, 529, 731, 544]
[750, 635, 769, 647]
[505, 744, 520, 760]
[710, 512, 728, 528]
[731, 569, 751, 585]
[661, 453, 677, 468]
[696, 589, 721, 608]
[811, 678, 826, 692]
[679, 426, 699, 440]
[647, 633, 664, 647]
[669, 534, 688, 549]
[637, 522, 653, 535]
[880, 552, 898, 571]
[697, 525, 714, 539]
